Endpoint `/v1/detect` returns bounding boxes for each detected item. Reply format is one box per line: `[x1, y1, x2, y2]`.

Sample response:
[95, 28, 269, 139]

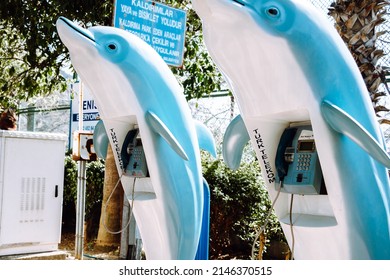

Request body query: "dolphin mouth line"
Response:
[58, 16, 96, 43]
[232, 0, 245, 6]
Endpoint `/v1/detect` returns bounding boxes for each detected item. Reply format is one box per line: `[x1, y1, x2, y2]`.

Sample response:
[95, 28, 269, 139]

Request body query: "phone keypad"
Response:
[126, 147, 148, 177]
[296, 154, 312, 171]
[133, 149, 143, 162]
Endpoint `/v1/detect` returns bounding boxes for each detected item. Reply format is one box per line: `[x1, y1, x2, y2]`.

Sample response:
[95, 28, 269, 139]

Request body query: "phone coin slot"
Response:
[296, 173, 303, 183]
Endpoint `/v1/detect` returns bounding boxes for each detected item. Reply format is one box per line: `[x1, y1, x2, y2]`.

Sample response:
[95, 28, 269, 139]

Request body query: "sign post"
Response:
[73, 82, 98, 260]
[74, 82, 86, 260]
[114, 0, 187, 67]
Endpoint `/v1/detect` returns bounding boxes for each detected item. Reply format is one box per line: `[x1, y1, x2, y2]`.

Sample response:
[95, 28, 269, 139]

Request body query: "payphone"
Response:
[121, 128, 148, 177]
[275, 124, 324, 195]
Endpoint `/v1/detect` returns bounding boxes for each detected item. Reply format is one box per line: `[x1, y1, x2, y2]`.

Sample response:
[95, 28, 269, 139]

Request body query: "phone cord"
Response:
[289, 194, 295, 260]
[102, 173, 136, 235]
[251, 180, 283, 259]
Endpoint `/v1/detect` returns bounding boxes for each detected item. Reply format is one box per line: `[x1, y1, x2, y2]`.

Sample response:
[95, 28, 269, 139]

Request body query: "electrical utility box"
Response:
[0, 131, 67, 256]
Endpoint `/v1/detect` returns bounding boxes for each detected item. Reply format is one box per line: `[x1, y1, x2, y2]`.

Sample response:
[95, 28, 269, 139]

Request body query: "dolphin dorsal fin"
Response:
[222, 114, 250, 170]
[321, 100, 390, 168]
[145, 111, 189, 161]
[194, 120, 217, 158]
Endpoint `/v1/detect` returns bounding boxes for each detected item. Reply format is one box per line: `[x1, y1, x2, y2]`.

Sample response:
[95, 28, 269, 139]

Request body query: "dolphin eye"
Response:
[266, 7, 280, 17]
[100, 36, 128, 62]
[263, 4, 292, 31]
[106, 43, 118, 52]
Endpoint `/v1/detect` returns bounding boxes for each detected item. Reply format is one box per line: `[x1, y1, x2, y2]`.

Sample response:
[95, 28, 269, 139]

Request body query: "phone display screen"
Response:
[298, 140, 315, 152]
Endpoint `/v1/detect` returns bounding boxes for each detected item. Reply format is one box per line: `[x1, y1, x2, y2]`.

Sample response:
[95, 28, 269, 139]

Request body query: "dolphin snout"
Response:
[56, 16, 95, 51]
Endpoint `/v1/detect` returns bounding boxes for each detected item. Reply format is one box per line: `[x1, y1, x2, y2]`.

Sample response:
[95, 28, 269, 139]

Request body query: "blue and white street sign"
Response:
[114, 0, 187, 67]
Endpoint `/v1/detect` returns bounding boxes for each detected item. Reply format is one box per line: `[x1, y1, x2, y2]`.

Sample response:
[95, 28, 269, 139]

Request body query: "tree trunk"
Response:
[96, 144, 124, 248]
[328, 0, 390, 118]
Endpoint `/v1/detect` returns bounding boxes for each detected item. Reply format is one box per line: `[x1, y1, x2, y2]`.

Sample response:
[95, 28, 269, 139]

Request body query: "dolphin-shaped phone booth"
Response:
[193, 0, 390, 259]
[56, 17, 216, 260]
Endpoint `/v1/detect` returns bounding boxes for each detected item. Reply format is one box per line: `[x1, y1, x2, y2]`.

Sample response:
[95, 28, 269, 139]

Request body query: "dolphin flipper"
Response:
[93, 119, 109, 159]
[321, 100, 390, 168]
[146, 111, 189, 161]
[222, 114, 250, 170]
[194, 120, 217, 158]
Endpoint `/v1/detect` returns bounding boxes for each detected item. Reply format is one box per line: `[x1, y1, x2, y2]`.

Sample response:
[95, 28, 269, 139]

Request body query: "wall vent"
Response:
[19, 177, 46, 223]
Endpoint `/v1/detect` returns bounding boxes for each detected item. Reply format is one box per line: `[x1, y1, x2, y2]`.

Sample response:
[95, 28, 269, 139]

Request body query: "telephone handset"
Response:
[275, 127, 298, 182]
[275, 124, 323, 195]
[121, 128, 148, 177]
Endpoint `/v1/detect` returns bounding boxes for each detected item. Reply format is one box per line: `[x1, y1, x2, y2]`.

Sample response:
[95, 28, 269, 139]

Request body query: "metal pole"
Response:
[26, 105, 35, 131]
[75, 160, 87, 259]
[119, 195, 130, 259]
[75, 81, 86, 260]
[79, 82, 84, 130]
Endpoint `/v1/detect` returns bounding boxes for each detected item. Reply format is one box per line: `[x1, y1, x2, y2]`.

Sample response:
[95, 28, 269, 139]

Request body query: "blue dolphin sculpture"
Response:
[56, 17, 216, 259]
[193, 0, 390, 259]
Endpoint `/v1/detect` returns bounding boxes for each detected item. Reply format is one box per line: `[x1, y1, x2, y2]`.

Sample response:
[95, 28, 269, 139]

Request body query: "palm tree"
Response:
[328, 0, 390, 124]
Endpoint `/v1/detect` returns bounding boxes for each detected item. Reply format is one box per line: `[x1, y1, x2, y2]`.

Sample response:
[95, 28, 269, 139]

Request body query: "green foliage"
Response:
[85, 159, 105, 220]
[202, 153, 285, 259]
[63, 155, 105, 222]
[0, 1, 113, 109]
[63, 154, 78, 208]
[0, 0, 226, 109]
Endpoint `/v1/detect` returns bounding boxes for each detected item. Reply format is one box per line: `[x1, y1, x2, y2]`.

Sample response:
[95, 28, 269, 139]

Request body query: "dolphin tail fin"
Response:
[321, 100, 390, 168]
[195, 177, 210, 260]
[93, 119, 109, 159]
[194, 120, 217, 158]
[145, 111, 189, 161]
[222, 114, 250, 170]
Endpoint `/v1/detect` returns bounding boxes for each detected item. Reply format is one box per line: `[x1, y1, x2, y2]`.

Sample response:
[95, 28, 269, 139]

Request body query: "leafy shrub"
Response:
[63, 155, 77, 205]
[202, 152, 286, 259]
[85, 159, 105, 221]
[62, 155, 105, 238]
[62, 155, 78, 231]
